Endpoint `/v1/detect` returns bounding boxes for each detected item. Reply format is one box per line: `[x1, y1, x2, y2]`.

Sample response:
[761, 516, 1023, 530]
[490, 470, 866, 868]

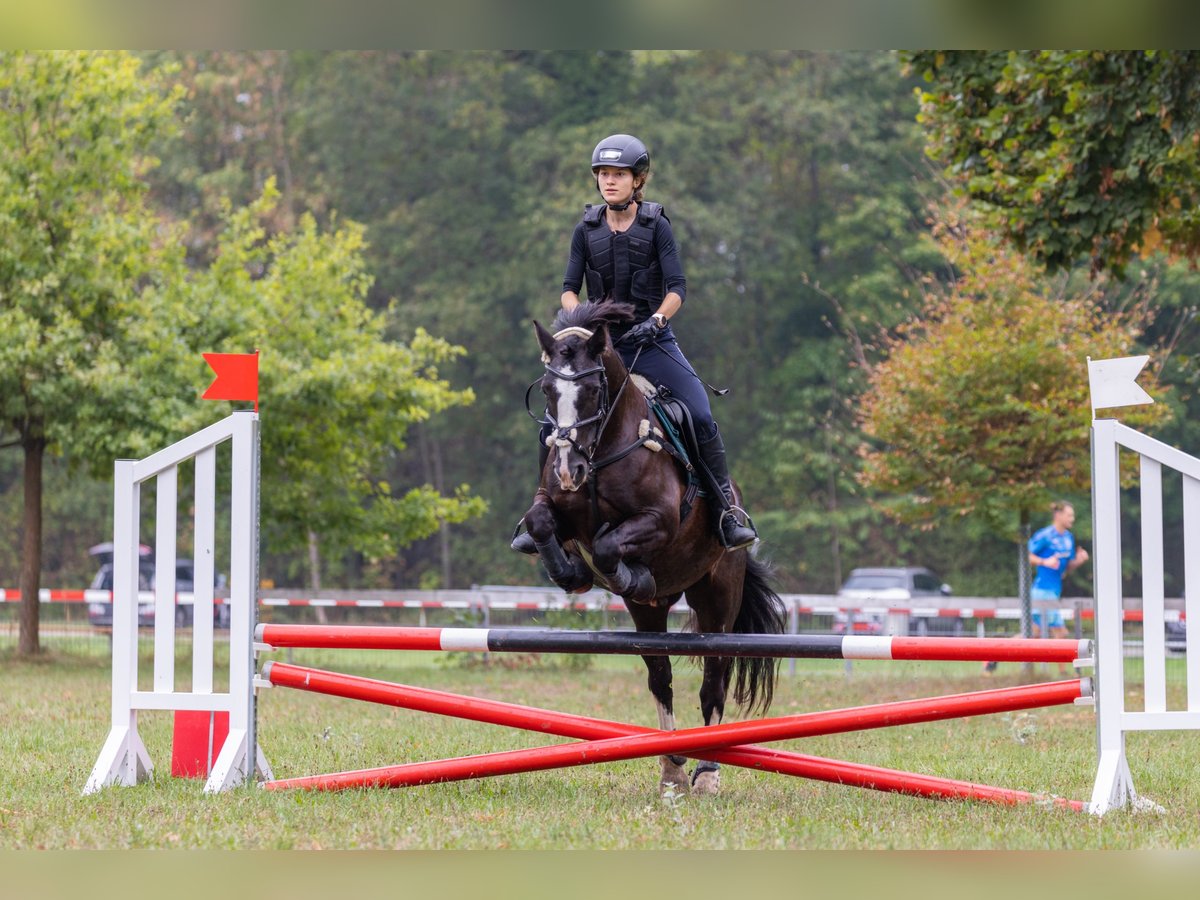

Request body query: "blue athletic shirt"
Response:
[1028, 524, 1076, 597]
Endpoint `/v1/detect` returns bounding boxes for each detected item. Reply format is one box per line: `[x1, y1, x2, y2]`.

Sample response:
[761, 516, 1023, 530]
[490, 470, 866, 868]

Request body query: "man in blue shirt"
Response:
[984, 501, 1090, 673]
[1028, 501, 1090, 633]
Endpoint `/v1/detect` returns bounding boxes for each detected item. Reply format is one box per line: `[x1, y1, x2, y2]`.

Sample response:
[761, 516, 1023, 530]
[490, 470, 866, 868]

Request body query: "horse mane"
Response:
[551, 300, 636, 336]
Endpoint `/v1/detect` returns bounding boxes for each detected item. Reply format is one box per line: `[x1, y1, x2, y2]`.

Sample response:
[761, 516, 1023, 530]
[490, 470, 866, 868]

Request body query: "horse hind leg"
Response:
[643, 654, 690, 795]
[691, 657, 731, 796]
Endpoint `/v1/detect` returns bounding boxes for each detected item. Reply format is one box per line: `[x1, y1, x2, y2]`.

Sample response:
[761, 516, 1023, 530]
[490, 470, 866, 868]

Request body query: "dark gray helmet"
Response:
[591, 134, 649, 177]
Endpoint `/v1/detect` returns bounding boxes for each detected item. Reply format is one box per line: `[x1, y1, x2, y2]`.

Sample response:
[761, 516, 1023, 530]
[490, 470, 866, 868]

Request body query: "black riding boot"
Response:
[511, 441, 551, 555]
[697, 426, 758, 551]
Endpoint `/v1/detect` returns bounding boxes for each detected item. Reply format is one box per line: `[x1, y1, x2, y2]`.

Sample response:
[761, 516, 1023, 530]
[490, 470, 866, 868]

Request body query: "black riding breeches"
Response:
[617, 337, 716, 442]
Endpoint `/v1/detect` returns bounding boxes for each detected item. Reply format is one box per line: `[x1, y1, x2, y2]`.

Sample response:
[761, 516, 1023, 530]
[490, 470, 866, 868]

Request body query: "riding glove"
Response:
[621, 317, 665, 348]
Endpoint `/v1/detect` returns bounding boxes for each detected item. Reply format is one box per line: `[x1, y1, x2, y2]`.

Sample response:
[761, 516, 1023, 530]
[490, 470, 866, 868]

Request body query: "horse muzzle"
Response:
[555, 459, 589, 492]
[553, 444, 589, 492]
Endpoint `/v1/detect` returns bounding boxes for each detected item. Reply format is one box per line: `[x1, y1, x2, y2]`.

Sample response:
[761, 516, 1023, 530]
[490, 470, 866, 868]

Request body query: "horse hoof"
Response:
[691, 769, 720, 796]
[624, 577, 658, 605]
[552, 574, 592, 594]
[659, 758, 690, 795]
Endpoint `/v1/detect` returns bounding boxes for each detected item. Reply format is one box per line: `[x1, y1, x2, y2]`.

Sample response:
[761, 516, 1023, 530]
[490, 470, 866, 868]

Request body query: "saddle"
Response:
[629, 376, 706, 521]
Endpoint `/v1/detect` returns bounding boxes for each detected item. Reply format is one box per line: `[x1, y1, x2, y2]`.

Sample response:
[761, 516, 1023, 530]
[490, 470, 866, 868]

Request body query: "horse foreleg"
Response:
[643, 654, 690, 795]
[524, 497, 592, 594]
[593, 512, 666, 604]
[691, 657, 732, 796]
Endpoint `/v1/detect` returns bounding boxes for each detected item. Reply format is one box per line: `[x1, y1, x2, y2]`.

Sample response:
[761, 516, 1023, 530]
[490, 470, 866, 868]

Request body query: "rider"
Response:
[512, 132, 758, 554]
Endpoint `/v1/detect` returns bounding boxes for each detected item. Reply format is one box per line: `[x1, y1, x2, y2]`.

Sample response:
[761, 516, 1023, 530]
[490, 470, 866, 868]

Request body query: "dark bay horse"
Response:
[520, 300, 785, 795]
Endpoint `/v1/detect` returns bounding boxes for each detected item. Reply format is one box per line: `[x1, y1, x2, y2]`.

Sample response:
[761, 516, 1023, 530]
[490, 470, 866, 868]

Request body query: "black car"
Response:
[86, 544, 228, 630]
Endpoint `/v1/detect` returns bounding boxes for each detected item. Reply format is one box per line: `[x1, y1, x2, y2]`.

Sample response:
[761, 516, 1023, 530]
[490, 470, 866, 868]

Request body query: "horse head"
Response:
[533, 301, 635, 492]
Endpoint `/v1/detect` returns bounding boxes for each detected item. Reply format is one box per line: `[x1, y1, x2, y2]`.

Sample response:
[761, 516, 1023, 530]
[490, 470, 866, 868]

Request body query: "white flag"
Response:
[1087, 355, 1155, 412]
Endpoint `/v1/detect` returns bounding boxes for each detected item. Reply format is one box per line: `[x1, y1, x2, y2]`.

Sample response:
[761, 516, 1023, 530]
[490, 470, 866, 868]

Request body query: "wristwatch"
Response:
[651, 313, 668, 330]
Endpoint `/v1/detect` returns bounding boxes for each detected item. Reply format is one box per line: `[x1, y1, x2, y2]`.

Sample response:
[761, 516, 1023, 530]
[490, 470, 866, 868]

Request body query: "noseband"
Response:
[540, 362, 611, 460]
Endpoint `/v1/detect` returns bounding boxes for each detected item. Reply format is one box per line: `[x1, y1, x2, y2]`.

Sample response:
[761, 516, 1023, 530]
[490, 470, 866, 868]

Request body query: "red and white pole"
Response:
[255, 624, 1090, 664]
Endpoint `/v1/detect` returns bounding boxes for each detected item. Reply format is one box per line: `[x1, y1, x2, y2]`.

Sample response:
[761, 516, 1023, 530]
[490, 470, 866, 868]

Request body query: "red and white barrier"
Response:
[8, 586, 1185, 627]
[256, 623, 1092, 664]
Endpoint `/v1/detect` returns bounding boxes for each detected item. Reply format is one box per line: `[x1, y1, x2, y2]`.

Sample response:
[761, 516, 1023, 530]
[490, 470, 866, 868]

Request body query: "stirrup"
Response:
[718, 507, 758, 551]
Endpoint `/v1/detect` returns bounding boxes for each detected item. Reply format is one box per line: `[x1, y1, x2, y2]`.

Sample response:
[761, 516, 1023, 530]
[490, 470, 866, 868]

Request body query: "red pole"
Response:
[261, 662, 1087, 805]
[258, 625, 448, 651]
[885, 637, 1085, 663]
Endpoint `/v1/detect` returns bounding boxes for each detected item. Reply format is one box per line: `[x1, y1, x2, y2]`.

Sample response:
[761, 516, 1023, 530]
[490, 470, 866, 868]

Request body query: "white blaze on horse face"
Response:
[552, 363, 583, 491]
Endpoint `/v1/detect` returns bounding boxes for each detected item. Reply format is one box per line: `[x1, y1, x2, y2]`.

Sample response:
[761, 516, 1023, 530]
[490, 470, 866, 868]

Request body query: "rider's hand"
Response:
[621, 318, 663, 348]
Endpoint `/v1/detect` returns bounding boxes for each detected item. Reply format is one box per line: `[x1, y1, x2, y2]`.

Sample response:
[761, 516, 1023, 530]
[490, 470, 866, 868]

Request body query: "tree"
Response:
[159, 185, 487, 588]
[857, 203, 1169, 625]
[0, 52, 183, 654]
[1, 52, 487, 652]
[640, 51, 942, 589]
[907, 51, 1200, 277]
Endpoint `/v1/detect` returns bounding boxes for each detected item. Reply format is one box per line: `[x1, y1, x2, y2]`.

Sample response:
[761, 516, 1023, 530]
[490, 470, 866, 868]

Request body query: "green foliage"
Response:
[858, 203, 1170, 538]
[157, 183, 487, 569]
[0, 51, 183, 456]
[15, 50, 1198, 598]
[907, 51, 1200, 277]
[1, 52, 485, 599]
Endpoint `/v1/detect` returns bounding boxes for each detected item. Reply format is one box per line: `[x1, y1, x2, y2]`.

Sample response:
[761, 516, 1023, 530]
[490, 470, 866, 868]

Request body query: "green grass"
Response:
[1, 647, 1198, 849]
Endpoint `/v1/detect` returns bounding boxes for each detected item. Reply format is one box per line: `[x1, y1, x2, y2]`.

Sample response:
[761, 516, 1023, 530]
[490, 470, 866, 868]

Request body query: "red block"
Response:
[171, 710, 230, 778]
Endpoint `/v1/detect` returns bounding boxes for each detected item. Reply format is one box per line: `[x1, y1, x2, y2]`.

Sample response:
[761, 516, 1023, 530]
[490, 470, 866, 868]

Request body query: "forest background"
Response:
[3, 49, 1198, 601]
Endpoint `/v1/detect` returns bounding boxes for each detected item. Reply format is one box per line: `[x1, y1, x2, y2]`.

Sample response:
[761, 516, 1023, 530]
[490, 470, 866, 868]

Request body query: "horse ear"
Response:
[534, 320, 556, 358]
[586, 323, 609, 357]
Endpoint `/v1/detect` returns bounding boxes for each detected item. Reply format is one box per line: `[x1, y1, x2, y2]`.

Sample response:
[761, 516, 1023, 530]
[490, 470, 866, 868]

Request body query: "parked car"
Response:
[86, 544, 228, 630]
[837, 567, 952, 601]
[835, 566, 953, 636]
[1166, 619, 1187, 654]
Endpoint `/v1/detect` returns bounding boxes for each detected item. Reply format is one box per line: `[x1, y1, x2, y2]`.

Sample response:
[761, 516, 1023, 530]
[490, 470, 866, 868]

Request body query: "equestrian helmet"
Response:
[590, 134, 650, 177]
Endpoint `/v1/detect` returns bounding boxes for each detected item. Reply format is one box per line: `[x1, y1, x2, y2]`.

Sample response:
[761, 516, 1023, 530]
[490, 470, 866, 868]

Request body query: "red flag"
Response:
[202, 351, 259, 412]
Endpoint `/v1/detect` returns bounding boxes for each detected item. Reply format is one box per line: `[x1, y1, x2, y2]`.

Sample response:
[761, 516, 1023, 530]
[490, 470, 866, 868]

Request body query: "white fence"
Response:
[84, 411, 269, 794]
[1090, 418, 1200, 813]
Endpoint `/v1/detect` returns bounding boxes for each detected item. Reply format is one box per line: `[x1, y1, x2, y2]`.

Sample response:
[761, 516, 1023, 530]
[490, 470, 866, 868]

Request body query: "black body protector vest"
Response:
[582, 201, 666, 322]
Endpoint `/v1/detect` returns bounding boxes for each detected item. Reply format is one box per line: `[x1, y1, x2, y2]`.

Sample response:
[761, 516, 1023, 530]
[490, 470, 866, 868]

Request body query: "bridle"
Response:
[525, 330, 654, 529]
[538, 361, 612, 460]
[525, 329, 644, 464]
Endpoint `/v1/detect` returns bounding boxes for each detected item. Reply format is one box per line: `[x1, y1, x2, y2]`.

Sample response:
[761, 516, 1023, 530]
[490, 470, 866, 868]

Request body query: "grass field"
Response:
[1, 645, 1198, 850]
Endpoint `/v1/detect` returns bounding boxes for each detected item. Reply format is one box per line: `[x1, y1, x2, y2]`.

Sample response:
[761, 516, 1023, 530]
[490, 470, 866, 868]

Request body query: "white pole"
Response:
[193, 447, 217, 694]
[83, 460, 151, 793]
[1088, 418, 1135, 814]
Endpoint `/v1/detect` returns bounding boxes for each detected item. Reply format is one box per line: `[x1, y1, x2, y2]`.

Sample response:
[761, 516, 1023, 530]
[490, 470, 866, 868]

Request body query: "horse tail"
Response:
[730, 553, 786, 716]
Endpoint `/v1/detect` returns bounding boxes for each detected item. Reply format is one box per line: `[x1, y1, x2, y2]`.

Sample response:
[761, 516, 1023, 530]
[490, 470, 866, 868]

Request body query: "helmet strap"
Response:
[606, 199, 633, 211]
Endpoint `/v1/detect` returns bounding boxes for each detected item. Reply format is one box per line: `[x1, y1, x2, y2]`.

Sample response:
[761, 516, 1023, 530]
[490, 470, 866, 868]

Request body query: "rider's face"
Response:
[595, 166, 636, 205]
